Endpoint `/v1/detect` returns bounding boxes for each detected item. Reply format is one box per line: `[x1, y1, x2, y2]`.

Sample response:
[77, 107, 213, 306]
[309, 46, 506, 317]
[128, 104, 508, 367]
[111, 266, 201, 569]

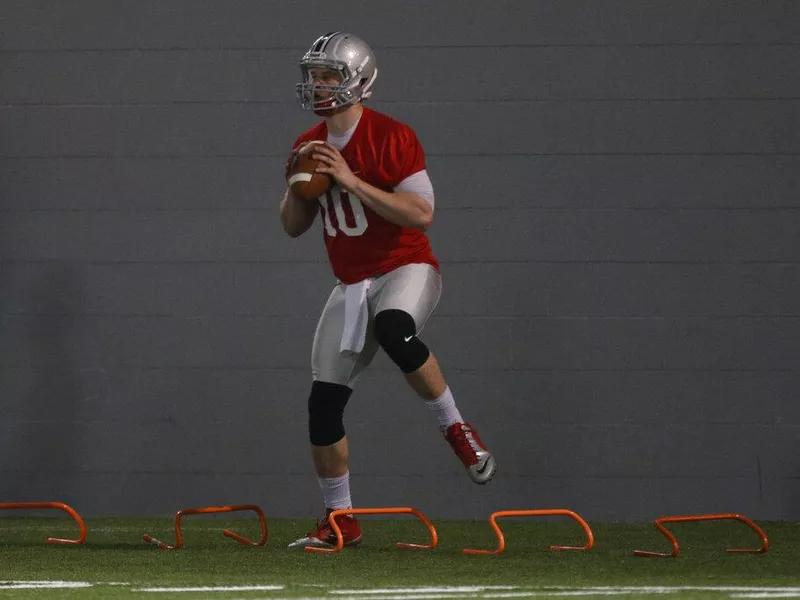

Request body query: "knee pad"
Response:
[373, 309, 431, 374]
[308, 380, 352, 446]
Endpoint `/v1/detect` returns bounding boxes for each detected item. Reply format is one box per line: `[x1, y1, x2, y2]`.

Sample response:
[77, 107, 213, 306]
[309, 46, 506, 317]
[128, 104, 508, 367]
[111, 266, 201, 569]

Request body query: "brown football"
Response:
[287, 141, 334, 201]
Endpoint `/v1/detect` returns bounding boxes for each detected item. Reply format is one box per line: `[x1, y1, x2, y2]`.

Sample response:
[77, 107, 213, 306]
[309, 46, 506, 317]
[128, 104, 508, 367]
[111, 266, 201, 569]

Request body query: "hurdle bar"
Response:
[634, 513, 769, 557]
[0, 501, 87, 545]
[463, 509, 595, 556]
[143, 504, 268, 549]
[305, 506, 438, 554]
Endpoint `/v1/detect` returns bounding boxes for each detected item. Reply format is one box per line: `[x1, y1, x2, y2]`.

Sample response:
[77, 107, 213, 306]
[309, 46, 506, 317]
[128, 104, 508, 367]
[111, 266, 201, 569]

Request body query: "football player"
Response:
[280, 31, 497, 549]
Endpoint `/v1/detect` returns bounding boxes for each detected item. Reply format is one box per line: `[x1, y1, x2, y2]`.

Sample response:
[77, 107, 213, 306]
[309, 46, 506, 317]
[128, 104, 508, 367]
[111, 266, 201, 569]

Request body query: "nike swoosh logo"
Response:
[404, 335, 414, 342]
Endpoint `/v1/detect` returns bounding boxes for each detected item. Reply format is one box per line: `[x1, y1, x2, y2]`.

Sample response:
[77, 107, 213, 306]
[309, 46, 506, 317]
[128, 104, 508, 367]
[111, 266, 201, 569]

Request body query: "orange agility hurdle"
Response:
[634, 513, 769, 558]
[0, 501, 87, 545]
[143, 504, 268, 550]
[463, 509, 595, 556]
[305, 507, 438, 554]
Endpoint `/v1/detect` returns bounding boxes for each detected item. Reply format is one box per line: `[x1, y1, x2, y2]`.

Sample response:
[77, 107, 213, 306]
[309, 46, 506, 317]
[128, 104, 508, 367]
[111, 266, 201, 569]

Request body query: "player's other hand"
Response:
[284, 141, 311, 182]
[312, 143, 360, 193]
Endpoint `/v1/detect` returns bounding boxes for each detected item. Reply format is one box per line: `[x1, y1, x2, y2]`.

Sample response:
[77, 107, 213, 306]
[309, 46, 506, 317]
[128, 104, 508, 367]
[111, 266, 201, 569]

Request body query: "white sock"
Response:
[425, 386, 463, 430]
[318, 472, 352, 510]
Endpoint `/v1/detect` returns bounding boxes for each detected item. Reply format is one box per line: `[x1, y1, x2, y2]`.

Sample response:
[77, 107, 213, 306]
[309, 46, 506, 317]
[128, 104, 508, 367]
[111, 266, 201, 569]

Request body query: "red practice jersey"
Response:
[292, 107, 439, 284]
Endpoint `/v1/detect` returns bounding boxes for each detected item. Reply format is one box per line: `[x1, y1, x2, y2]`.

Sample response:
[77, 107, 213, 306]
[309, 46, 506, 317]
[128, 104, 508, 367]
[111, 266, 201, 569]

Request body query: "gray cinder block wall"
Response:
[1, 1, 798, 520]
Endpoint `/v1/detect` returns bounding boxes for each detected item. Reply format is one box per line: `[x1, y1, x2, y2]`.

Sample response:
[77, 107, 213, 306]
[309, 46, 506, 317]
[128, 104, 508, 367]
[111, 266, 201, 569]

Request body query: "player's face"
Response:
[308, 67, 342, 100]
[308, 67, 347, 116]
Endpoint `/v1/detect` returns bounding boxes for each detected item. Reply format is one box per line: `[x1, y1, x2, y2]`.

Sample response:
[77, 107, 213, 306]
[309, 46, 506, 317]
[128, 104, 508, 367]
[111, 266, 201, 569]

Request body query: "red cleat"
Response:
[443, 422, 497, 484]
[287, 508, 363, 549]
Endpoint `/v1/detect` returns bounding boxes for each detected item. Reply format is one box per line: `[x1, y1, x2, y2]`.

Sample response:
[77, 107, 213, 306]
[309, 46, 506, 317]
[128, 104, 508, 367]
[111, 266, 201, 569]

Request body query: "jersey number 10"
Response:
[318, 189, 368, 237]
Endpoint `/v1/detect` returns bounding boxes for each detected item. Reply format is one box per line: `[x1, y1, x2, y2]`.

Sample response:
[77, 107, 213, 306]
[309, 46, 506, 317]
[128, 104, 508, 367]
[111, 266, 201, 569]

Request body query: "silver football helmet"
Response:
[296, 31, 378, 111]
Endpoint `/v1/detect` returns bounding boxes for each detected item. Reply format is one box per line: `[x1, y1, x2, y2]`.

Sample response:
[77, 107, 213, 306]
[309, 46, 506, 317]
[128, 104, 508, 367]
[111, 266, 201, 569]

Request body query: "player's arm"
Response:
[279, 188, 319, 237]
[350, 176, 433, 231]
[312, 144, 434, 231]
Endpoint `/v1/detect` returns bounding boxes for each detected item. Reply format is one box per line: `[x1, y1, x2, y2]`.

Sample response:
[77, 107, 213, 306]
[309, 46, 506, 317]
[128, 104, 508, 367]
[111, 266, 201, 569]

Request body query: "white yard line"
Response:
[332, 588, 519, 595]
[486, 594, 633, 598]
[729, 592, 800, 598]
[573, 589, 800, 594]
[0, 581, 93, 589]
[5, 581, 800, 598]
[323, 588, 800, 600]
[325, 596, 483, 600]
[135, 585, 284, 593]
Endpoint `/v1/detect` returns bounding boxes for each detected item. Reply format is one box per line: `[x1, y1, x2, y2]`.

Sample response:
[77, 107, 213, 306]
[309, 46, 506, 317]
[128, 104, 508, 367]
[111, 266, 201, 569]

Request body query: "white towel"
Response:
[339, 279, 372, 353]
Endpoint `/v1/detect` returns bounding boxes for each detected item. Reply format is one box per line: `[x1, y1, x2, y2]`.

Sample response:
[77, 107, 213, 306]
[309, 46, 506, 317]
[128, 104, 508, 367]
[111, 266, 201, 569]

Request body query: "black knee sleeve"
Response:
[308, 380, 352, 446]
[373, 309, 431, 374]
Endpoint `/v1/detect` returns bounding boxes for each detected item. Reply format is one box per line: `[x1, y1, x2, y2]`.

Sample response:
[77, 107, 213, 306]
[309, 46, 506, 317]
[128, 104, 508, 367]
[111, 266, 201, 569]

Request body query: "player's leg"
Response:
[371, 264, 497, 484]
[288, 283, 380, 549]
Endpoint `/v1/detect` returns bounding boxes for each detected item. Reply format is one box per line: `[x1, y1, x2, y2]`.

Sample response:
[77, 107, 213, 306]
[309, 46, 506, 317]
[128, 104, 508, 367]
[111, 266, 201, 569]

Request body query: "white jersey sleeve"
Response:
[394, 169, 435, 209]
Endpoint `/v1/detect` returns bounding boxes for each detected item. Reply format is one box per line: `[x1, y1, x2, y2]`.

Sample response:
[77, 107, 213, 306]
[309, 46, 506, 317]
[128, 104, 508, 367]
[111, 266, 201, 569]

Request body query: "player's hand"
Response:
[284, 141, 310, 182]
[312, 143, 360, 193]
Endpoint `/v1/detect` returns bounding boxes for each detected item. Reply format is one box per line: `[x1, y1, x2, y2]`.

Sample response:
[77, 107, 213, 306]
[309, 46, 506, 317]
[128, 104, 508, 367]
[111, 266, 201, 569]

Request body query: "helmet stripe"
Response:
[312, 32, 336, 53]
[319, 31, 341, 53]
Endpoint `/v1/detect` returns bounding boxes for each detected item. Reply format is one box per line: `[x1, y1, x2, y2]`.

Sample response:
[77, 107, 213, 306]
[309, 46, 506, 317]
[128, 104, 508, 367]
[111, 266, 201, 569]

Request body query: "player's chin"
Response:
[312, 99, 335, 117]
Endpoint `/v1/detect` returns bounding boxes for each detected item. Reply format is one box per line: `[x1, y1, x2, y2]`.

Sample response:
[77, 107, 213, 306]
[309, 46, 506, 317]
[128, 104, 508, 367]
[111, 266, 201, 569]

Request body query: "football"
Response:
[287, 141, 334, 201]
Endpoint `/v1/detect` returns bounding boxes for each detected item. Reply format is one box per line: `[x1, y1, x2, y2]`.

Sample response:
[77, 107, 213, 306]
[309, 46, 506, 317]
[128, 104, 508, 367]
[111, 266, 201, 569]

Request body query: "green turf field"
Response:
[1, 517, 798, 599]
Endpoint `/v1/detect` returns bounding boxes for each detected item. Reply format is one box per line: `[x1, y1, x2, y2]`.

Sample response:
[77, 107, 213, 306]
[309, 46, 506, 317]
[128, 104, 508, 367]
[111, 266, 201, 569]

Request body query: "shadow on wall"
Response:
[5, 261, 95, 505]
